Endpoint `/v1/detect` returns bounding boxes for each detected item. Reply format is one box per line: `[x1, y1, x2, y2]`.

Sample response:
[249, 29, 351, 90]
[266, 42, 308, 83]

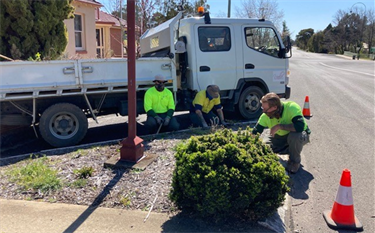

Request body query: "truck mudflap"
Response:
[279, 85, 291, 99]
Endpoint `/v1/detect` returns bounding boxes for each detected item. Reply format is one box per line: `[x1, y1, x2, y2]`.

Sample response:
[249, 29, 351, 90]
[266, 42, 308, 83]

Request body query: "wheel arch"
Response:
[233, 78, 269, 105]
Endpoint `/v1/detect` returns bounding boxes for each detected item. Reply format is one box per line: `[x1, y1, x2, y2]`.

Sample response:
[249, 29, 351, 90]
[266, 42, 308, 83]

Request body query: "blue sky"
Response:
[99, 0, 375, 39]
[207, 0, 375, 39]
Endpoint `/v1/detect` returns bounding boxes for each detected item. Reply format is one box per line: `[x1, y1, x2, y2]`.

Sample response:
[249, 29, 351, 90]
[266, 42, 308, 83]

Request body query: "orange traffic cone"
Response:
[323, 169, 363, 231]
[302, 96, 312, 118]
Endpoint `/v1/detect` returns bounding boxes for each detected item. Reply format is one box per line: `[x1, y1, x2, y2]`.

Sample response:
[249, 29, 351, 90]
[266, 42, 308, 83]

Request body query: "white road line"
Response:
[319, 62, 375, 77]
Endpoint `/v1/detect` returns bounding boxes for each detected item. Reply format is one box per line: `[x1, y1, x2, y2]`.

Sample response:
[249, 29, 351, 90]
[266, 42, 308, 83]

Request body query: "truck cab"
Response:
[141, 11, 291, 119]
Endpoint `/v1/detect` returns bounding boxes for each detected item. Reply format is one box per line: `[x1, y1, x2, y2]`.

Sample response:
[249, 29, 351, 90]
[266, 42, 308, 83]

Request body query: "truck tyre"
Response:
[238, 86, 265, 120]
[39, 103, 88, 147]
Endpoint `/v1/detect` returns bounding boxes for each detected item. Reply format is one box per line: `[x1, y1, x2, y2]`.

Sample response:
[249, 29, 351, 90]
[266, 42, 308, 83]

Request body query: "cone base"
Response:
[323, 210, 363, 232]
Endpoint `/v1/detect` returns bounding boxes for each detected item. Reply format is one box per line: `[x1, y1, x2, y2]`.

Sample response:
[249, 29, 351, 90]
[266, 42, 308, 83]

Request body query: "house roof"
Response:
[96, 10, 140, 30]
[75, 0, 102, 7]
[96, 10, 127, 27]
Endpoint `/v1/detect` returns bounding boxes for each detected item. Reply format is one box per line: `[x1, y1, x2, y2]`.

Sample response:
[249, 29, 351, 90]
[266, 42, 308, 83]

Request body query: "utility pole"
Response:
[120, 0, 144, 162]
[350, 2, 367, 60]
[227, 0, 231, 18]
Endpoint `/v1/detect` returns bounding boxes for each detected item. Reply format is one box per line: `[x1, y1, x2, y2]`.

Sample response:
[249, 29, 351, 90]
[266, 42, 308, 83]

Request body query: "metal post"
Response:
[120, 0, 144, 162]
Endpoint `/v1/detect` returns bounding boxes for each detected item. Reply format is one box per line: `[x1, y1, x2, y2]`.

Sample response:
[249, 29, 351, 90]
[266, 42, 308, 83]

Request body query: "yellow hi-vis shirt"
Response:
[258, 101, 308, 136]
[192, 90, 221, 113]
[144, 87, 175, 114]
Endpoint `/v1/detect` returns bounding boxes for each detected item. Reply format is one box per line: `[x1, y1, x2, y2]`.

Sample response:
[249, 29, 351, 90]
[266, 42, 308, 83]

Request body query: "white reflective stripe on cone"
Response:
[335, 185, 353, 206]
[304, 102, 310, 108]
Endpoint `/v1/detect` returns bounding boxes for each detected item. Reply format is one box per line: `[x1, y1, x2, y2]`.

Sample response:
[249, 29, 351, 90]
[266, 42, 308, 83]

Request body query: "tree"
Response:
[307, 31, 327, 53]
[234, 0, 284, 31]
[295, 28, 314, 50]
[281, 20, 291, 45]
[153, 0, 209, 26]
[0, 0, 74, 60]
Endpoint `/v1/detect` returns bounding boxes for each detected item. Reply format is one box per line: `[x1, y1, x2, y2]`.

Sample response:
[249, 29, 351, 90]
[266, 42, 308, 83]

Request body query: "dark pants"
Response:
[189, 111, 218, 127]
[145, 113, 180, 134]
[263, 131, 309, 164]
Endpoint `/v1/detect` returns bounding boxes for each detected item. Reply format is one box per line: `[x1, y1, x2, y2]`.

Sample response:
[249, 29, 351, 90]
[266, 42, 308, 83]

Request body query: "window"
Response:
[198, 27, 231, 52]
[244, 27, 281, 58]
[96, 28, 104, 58]
[74, 14, 83, 49]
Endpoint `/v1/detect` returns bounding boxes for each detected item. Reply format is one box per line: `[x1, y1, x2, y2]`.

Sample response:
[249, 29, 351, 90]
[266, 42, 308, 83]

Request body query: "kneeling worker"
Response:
[190, 85, 227, 128]
[144, 74, 180, 133]
[252, 92, 311, 174]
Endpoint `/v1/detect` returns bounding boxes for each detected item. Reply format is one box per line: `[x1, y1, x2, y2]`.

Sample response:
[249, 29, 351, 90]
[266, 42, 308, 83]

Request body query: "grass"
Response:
[6, 156, 61, 193]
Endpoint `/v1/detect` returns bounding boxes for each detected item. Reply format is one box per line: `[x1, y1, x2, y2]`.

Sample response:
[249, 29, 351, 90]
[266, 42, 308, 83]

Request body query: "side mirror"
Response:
[284, 36, 292, 58]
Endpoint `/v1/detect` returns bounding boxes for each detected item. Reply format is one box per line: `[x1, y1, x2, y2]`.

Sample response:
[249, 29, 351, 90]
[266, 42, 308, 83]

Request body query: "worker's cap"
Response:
[207, 85, 220, 98]
[153, 74, 168, 83]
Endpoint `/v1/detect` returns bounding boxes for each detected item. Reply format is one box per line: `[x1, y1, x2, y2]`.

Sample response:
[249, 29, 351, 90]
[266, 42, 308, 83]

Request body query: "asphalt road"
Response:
[286, 49, 374, 232]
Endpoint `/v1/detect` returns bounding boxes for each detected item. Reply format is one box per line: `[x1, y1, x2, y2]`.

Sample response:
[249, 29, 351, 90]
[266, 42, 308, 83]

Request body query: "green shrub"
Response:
[6, 156, 61, 193]
[169, 127, 289, 221]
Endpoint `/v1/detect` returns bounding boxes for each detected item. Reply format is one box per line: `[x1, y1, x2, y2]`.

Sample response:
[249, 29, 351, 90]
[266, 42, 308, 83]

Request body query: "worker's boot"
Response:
[287, 160, 300, 174]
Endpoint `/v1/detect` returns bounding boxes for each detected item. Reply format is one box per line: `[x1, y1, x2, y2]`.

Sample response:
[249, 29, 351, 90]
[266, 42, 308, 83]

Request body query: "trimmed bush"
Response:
[170, 127, 289, 220]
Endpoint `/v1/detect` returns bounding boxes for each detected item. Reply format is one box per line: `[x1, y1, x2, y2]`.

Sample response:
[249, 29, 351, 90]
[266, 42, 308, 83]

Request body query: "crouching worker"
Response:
[144, 74, 180, 134]
[189, 85, 227, 128]
[252, 93, 311, 174]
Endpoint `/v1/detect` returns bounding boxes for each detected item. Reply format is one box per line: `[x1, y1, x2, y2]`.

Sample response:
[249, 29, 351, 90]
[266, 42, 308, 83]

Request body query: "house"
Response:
[95, 9, 127, 58]
[64, 0, 135, 59]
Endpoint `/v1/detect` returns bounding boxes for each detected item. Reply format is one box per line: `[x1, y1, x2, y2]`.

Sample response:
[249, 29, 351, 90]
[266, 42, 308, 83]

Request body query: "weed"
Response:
[71, 149, 88, 159]
[6, 156, 61, 193]
[69, 179, 88, 188]
[48, 197, 57, 203]
[73, 166, 94, 179]
[119, 196, 131, 207]
[142, 205, 150, 211]
[130, 168, 143, 174]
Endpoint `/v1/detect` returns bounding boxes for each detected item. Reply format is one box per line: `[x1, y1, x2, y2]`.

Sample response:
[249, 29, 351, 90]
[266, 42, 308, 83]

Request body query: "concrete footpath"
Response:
[0, 198, 289, 233]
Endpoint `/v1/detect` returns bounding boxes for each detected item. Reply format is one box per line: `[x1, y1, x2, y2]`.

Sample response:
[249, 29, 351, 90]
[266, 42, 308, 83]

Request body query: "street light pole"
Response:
[350, 2, 367, 59]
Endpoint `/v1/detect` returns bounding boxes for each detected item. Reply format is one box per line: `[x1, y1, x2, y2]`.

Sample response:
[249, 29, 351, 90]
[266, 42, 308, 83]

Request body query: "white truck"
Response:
[0, 10, 291, 147]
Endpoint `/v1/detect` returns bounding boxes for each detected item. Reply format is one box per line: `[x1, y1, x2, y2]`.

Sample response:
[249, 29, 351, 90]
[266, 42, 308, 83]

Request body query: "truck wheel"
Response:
[238, 86, 265, 120]
[39, 103, 88, 147]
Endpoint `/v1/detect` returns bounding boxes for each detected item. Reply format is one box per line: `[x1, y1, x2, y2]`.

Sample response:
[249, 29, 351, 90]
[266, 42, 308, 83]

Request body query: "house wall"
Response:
[64, 2, 97, 58]
[110, 28, 124, 57]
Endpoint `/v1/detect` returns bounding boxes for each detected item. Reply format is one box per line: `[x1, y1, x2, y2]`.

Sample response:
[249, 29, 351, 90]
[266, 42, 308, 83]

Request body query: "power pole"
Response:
[227, 0, 231, 18]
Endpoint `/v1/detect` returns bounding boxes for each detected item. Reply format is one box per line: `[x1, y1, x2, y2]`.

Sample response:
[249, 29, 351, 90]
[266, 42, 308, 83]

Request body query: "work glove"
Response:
[163, 116, 171, 126]
[154, 116, 163, 125]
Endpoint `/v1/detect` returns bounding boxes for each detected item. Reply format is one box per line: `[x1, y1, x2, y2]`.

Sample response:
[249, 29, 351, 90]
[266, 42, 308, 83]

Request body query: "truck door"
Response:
[242, 26, 287, 95]
[194, 26, 237, 91]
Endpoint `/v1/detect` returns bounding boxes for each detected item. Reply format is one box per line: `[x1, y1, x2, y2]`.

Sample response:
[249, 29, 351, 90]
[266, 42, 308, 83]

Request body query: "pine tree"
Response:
[0, 0, 74, 60]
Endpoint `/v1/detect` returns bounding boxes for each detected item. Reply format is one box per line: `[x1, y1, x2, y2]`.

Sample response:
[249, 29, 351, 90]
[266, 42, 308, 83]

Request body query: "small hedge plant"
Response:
[169, 127, 289, 221]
